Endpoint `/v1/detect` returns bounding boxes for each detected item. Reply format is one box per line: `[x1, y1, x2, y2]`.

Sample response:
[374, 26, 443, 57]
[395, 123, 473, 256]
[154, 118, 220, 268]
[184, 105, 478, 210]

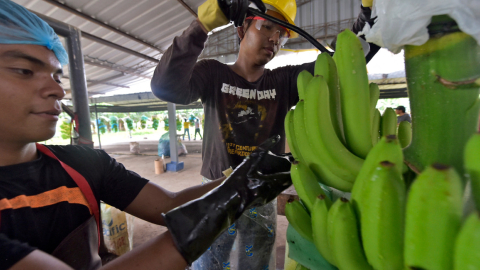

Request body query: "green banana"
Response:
[356, 161, 405, 270]
[352, 135, 404, 208]
[293, 100, 353, 191]
[371, 109, 381, 146]
[297, 70, 313, 100]
[303, 75, 364, 182]
[369, 83, 380, 123]
[285, 110, 303, 161]
[327, 198, 373, 270]
[404, 163, 463, 270]
[311, 195, 335, 266]
[295, 264, 309, 270]
[333, 28, 372, 159]
[465, 133, 480, 210]
[454, 212, 480, 270]
[314, 53, 345, 145]
[397, 120, 412, 148]
[285, 197, 314, 242]
[291, 160, 330, 212]
[380, 107, 397, 137]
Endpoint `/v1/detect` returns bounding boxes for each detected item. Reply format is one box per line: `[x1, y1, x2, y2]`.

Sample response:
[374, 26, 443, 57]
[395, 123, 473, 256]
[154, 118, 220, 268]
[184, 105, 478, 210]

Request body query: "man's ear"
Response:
[237, 26, 246, 41]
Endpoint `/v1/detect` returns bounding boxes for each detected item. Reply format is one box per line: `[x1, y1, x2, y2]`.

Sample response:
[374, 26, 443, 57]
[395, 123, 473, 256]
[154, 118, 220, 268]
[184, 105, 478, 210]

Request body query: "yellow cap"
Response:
[263, 0, 298, 38]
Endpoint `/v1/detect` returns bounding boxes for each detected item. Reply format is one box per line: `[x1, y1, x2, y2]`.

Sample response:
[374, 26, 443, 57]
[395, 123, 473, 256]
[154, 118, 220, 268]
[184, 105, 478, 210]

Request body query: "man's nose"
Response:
[42, 75, 66, 100]
[269, 31, 281, 44]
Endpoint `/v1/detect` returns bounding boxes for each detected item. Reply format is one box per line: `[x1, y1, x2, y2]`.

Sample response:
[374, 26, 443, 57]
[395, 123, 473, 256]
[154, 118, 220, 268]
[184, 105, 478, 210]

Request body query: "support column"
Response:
[167, 102, 184, 172]
[66, 27, 92, 146]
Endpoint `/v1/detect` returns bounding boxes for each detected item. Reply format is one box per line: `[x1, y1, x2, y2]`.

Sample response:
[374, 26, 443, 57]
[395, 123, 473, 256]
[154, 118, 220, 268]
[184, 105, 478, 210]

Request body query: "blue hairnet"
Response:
[0, 0, 68, 65]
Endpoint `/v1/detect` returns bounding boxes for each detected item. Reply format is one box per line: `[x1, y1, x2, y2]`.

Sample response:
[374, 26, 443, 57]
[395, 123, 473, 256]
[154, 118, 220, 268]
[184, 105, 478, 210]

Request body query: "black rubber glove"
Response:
[217, 0, 266, 27]
[163, 135, 293, 265]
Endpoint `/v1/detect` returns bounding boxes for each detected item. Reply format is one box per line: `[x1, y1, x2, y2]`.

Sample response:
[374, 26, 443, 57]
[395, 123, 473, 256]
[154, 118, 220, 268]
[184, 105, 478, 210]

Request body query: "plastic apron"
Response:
[36, 143, 102, 270]
[192, 177, 277, 270]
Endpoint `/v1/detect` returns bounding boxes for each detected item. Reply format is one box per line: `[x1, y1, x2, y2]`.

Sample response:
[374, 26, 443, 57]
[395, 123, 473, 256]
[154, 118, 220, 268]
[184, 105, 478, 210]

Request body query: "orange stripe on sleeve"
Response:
[0, 186, 92, 214]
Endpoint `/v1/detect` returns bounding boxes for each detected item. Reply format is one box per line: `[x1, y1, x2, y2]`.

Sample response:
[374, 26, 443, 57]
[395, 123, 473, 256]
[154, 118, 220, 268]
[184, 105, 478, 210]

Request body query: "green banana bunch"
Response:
[397, 121, 412, 148]
[311, 195, 335, 266]
[293, 100, 353, 191]
[404, 163, 463, 270]
[327, 198, 373, 270]
[380, 107, 397, 137]
[355, 161, 406, 270]
[454, 212, 480, 270]
[465, 133, 480, 210]
[285, 197, 314, 242]
[371, 109, 381, 146]
[285, 110, 303, 161]
[297, 70, 313, 100]
[303, 75, 363, 183]
[314, 53, 345, 145]
[352, 135, 404, 208]
[334, 29, 372, 159]
[291, 160, 330, 212]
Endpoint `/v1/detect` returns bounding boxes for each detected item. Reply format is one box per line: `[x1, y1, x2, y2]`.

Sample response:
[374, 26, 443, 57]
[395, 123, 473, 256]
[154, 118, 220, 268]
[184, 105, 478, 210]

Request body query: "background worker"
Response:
[0, 1, 293, 270]
[183, 118, 191, 140]
[194, 118, 202, 140]
[150, 0, 376, 268]
[395, 105, 412, 124]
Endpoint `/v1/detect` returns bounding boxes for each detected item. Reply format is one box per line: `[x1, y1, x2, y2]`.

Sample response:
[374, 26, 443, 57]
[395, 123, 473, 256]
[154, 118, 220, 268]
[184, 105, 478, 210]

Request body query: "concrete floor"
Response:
[100, 138, 288, 270]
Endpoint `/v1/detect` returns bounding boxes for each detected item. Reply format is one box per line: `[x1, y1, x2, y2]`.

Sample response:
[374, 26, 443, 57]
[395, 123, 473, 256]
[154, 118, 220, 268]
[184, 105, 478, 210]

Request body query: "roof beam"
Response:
[81, 32, 159, 63]
[42, 0, 163, 53]
[175, 0, 197, 17]
[84, 58, 153, 80]
[87, 74, 127, 87]
[63, 74, 130, 88]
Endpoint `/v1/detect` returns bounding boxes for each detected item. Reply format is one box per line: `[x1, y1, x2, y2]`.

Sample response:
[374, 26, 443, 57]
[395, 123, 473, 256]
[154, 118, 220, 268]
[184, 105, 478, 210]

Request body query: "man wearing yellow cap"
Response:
[151, 0, 375, 269]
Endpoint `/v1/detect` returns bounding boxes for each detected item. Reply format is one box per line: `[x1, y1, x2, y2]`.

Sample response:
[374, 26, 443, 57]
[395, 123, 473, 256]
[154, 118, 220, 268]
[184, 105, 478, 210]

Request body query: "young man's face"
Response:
[240, 10, 289, 66]
[0, 44, 64, 145]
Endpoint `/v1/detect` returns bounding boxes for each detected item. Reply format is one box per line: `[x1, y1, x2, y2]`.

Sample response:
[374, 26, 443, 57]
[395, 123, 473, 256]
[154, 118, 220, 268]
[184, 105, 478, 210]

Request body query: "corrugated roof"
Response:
[11, 0, 405, 107]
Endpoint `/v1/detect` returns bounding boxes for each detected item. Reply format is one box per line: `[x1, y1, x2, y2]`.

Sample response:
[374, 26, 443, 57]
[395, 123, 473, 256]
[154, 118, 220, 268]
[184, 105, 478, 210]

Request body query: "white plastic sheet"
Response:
[361, 0, 480, 53]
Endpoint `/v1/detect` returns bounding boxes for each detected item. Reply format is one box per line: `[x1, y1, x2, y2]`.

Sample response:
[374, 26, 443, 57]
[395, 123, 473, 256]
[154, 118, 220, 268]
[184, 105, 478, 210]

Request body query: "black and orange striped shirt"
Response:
[0, 145, 148, 269]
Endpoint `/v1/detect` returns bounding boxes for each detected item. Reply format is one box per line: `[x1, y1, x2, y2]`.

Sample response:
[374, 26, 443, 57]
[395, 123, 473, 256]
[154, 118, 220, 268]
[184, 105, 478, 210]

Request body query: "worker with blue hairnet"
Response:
[0, 1, 294, 269]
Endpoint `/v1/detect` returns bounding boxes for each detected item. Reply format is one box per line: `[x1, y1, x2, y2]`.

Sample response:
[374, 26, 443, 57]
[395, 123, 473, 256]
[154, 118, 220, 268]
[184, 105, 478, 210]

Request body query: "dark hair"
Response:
[238, 18, 254, 45]
[396, 106, 406, 113]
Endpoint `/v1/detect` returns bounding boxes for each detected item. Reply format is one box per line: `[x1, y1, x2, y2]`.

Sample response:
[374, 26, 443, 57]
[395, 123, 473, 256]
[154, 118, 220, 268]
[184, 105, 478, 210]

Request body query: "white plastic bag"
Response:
[361, 0, 480, 53]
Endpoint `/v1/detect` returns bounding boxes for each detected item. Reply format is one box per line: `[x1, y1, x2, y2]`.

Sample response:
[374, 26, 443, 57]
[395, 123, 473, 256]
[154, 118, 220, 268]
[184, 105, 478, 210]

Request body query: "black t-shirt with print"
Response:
[0, 145, 148, 269]
[151, 20, 315, 179]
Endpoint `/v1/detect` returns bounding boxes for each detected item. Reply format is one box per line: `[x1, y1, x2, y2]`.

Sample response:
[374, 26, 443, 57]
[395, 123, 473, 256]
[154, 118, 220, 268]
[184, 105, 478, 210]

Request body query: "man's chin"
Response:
[31, 129, 56, 143]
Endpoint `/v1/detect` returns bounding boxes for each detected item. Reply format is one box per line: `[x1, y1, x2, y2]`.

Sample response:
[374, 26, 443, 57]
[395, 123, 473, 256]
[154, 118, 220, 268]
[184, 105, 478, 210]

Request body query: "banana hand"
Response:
[327, 198, 373, 270]
[405, 163, 463, 270]
[285, 197, 314, 242]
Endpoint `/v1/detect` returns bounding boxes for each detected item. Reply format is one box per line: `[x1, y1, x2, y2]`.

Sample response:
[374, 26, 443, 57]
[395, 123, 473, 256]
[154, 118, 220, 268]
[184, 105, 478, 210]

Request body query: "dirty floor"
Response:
[99, 138, 289, 270]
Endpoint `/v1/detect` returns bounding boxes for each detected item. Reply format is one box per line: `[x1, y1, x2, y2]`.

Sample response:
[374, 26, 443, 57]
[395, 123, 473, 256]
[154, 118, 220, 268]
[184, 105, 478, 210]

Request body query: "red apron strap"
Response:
[35, 143, 101, 248]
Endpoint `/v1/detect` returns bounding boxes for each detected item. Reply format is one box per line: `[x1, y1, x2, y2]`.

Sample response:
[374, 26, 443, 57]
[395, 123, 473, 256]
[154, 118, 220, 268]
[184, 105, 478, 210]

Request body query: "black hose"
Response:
[248, 8, 334, 55]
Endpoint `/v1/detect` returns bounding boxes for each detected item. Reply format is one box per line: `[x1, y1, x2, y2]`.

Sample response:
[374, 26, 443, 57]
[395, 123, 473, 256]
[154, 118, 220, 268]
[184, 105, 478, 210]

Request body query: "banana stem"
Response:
[403, 16, 480, 180]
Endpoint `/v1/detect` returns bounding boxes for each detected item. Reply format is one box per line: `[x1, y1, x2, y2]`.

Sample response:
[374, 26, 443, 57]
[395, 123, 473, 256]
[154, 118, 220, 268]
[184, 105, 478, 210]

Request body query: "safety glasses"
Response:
[245, 16, 290, 46]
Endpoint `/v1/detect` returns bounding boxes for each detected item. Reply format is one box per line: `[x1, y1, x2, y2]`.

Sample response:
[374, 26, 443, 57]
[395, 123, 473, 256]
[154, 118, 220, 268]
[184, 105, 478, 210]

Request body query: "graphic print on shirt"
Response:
[220, 83, 277, 101]
[220, 99, 268, 158]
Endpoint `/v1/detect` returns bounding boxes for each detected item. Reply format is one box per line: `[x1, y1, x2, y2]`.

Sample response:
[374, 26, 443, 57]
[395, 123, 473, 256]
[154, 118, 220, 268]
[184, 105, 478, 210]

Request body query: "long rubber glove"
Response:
[163, 135, 293, 264]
